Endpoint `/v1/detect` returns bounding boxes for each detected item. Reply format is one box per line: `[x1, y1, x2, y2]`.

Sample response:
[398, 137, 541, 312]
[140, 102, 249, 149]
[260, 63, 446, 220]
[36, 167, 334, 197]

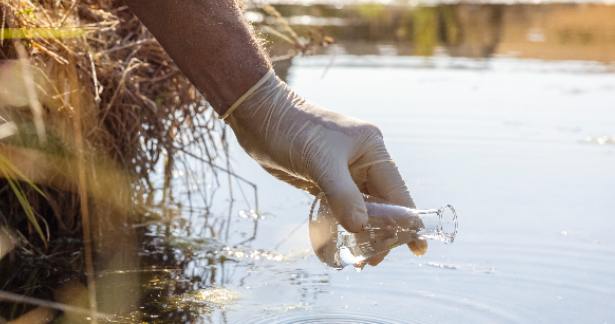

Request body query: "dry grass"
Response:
[0, 1, 225, 321]
[1, 0, 224, 190]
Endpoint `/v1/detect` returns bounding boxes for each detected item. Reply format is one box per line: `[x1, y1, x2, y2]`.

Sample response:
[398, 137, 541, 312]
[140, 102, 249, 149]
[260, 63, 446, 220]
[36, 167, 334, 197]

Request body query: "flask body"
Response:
[309, 195, 457, 269]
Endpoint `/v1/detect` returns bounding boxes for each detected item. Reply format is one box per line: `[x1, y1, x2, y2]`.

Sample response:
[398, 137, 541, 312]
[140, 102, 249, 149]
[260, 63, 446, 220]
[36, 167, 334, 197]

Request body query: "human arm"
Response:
[125, 1, 426, 257]
[124, 0, 270, 113]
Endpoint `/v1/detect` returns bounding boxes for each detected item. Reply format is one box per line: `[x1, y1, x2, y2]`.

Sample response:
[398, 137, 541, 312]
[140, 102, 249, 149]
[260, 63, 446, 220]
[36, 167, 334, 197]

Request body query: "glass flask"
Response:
[309, 195, 458, 269]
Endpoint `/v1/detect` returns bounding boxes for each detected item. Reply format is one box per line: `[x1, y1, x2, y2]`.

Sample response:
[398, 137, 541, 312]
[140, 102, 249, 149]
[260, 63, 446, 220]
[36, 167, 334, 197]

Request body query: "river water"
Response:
[165, 55, 615, 324]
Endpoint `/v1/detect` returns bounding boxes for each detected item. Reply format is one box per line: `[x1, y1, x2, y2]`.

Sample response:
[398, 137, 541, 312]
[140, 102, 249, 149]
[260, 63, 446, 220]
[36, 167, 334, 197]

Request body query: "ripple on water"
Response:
[246, 312, 412, 324]
[324, 238, 615, 323]
[205, 235, 615, 323]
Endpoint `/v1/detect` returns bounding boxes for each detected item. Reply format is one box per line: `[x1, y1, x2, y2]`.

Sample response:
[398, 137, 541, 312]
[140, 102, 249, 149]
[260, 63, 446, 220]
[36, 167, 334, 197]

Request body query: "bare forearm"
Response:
[125, 0, 271, 114]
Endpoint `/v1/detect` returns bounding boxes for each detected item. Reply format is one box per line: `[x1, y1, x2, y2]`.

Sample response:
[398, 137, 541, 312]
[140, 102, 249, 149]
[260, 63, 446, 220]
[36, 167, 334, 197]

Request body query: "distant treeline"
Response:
[263, 3, 615, 62]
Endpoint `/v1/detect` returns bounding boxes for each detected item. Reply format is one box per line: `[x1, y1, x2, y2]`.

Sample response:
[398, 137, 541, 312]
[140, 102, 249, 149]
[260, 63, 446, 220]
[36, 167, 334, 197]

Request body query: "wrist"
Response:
[222, 69, 300, 131]
[220, 69, 277, 120]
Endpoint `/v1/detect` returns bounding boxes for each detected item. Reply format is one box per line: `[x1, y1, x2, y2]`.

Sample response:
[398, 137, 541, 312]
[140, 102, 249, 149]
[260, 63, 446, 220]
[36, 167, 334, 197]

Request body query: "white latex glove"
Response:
[223, 70, 414, 233]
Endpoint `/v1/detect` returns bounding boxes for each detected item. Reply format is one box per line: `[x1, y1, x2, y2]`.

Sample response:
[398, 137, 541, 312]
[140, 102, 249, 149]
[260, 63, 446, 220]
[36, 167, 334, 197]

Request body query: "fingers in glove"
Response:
[317, 164, 368, 233]
[364, 146, 415, 208]
[366, 250, 389, 266]
[408, 238, 428, 256]
[360, 142, 427, 255]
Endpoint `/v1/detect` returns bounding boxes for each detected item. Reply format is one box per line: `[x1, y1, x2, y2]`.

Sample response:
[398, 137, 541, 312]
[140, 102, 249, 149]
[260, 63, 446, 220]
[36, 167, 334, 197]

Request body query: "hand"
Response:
[355, 237, 428, 269]
[309, 196, 428, 269]
[357, 201, 429, 267]
[225, 70, 426, 258]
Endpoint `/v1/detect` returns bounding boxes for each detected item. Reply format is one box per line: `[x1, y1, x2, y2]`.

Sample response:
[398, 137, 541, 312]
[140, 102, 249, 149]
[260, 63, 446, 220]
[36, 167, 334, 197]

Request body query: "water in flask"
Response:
[309, 195, 458, 269]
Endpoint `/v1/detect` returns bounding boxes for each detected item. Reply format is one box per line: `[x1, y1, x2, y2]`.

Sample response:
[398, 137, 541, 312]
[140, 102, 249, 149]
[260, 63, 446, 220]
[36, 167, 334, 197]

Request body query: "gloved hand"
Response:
[224, 70, 424, 257]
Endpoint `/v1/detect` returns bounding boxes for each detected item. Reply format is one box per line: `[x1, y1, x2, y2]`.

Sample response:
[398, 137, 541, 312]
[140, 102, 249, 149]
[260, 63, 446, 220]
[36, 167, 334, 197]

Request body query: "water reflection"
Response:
[261, 3, 615, 62]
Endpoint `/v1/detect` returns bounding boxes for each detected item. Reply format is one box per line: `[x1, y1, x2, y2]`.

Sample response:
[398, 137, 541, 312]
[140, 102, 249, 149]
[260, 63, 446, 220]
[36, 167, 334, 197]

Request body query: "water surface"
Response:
[184, 55, 615, 323]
